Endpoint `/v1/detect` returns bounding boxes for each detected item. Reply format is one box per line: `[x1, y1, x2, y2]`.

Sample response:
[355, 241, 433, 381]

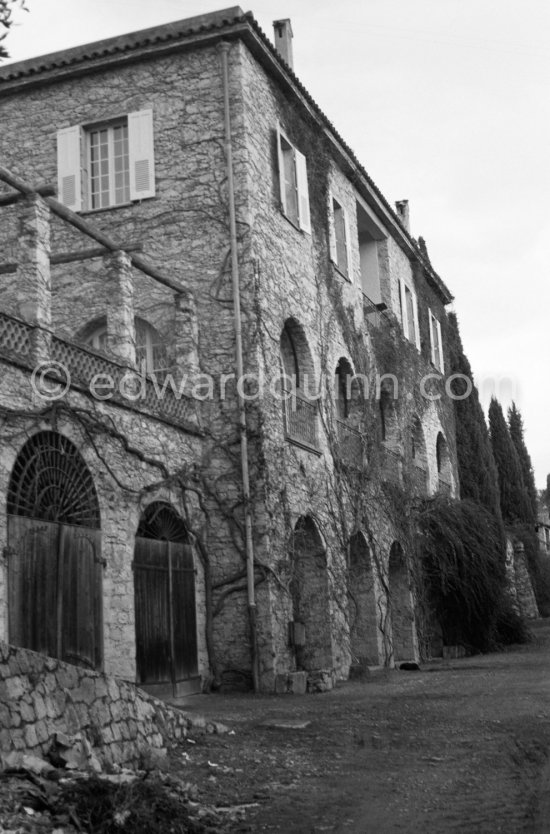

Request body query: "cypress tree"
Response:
[508, 402, 538, 523]
[488, 397, 532, 525]
[446, 313, 501, 519]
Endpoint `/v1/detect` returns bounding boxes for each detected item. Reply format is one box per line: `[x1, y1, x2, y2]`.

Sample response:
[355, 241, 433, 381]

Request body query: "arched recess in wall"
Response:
[436, 432, 452, 494]
[289, 515, 332, 671]
[279, 318, 318, 448]
[379, 378, 399, 446]
[410, 415, 428, 495]
[388, 541, 416, 662]
[334, 357, 364, 463]
[7, 431, 103, 670]
[133, 501, 199, 697]
[77, 315, 170, 377]
[348, 531, 380, 665]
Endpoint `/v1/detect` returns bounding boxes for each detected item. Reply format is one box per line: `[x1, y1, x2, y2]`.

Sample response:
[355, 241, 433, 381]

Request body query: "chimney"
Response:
[273, 19, 294, 69]
[395, 200, 410, 233]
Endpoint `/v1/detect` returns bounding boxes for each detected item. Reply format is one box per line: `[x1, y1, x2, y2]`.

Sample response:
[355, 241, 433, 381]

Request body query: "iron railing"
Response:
[336, 419, 364, 465]
[362, 292, 390, 328]
[283, 390, 319, 449]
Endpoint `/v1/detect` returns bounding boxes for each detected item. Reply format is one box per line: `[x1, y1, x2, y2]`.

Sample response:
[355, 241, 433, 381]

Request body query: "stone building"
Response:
[0, 7, 459, 694]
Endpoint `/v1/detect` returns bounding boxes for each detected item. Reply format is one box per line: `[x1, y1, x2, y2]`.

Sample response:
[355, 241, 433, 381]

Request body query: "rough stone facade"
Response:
[0, 8, 461, 693]
[0, 641, 225, 767]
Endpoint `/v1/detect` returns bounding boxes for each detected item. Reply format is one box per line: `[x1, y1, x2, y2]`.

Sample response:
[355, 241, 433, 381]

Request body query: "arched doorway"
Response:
[134, 502, 199, 696]
[289, 516, 331, 671]
[348, 532, 380, 666]
[7, 431, 102, 669]
[388, 541, 416, 662]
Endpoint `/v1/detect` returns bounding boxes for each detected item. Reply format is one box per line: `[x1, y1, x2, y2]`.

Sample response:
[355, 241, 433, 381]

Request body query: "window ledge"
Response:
[81, 197, 157, 216]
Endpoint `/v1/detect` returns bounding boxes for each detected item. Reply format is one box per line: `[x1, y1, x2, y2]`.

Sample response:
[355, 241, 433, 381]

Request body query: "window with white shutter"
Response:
[56, 109, 155, 211]
[329, 193, 352, 280]
[429, 309, 444, 372]
[399, 278, 420, 349]
[276, 124, 311, 233]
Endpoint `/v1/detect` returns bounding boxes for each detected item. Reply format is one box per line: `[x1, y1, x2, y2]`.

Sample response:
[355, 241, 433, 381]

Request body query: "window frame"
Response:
[276, 123, 311, 234]
[429, 309, 445, 373]
[57, 109, 155, 213]
[329, 192, 353, 281]
[399, 277, 420, 349]
[87, 119, 130, 211]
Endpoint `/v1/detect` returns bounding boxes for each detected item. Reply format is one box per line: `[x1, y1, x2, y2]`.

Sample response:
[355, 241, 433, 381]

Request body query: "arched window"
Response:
[279, 319, 318, 449]
[334, 358, 354, 421]
[78, 316, 169, 377]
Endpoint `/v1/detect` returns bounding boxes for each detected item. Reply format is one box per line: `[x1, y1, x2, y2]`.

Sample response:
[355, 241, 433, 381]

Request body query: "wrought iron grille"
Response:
[283, 390, 319, 449]
[336, 419, 364, 465]
[0, 311, 32, 359]
[7, 431, 101, 527]
[137, 501, 189, 543]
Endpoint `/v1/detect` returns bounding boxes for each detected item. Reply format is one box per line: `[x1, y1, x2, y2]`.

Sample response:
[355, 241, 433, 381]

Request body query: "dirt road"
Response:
[172, 620, 550, 833]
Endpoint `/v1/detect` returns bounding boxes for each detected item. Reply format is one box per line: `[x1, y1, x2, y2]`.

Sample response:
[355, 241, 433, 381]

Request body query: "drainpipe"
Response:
[219, 41, 260, 693]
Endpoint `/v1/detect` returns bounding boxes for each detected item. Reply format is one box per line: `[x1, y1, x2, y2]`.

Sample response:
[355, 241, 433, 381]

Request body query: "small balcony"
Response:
[283, 390, 319, 451]
[362, 293, 389, 328]
[336, 419, 364, 467]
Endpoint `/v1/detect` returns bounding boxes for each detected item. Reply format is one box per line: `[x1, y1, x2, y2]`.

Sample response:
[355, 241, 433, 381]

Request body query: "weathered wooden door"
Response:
[134, 503, 198, 696]
[7, 432, 102, 670]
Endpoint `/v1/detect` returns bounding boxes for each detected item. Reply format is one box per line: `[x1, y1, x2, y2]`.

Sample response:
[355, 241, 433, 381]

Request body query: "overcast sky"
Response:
[4, 0, 550, 488]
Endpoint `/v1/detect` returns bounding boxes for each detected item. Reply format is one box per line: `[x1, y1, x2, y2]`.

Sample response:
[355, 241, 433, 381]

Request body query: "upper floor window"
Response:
[429, 309, 444, 373]
[399, 278, 420, 349]
[88, 122, 130, 210]
[329, 194, 352, 280]
[79, 315, 169, 378]
[57, 109, 155, 212]
[276, 124, 311, 234]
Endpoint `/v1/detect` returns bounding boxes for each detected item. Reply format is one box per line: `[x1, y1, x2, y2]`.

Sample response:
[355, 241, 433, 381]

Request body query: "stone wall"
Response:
[0, 641, 224, 767]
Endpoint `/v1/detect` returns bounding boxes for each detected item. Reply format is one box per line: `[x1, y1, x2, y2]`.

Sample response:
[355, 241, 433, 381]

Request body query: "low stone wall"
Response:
[0, 641, 223, 767]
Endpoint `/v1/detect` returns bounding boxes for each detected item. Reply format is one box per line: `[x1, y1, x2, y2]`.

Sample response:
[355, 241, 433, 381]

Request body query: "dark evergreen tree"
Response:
[446, 313, 501, 519]
[488, 397, 532, 525]
[508, 402, 538, 523]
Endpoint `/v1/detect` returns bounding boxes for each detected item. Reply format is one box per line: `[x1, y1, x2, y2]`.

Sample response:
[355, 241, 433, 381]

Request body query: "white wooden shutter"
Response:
[57, 125, 82, 211]
[295, 149, 311, 234]
[399, 278, 408, 336]
[344, 207, 353, 281]
[276, 123, 287, 215]
[429, 310, 436, 365]
[412, 291, 420, 350]
[128, 109, 155, 200]
[328, 191, 337, 262]
[436, 318, 444, 373]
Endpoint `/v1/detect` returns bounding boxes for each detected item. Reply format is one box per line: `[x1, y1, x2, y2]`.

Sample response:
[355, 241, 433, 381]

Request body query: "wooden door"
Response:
[7, 515, 102, 670]
[134, 536, 198, 693]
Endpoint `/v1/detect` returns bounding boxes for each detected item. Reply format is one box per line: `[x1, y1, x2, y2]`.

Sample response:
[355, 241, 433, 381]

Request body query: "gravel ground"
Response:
[169, 619, 550, 833]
